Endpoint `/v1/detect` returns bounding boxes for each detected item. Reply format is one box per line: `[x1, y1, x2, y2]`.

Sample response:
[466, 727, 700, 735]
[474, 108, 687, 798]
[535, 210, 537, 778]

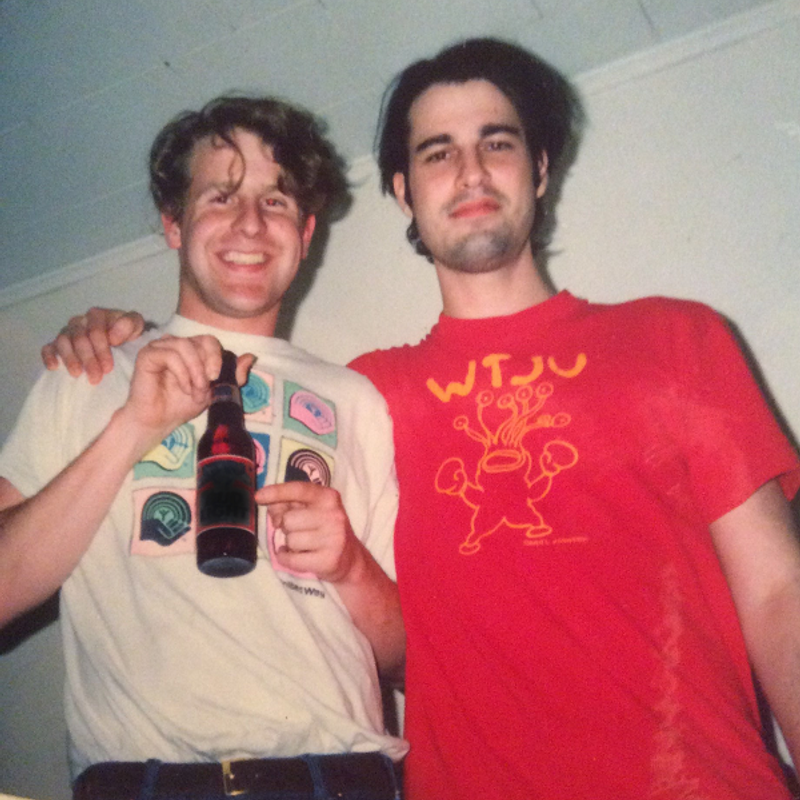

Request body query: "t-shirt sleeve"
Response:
[353, 382, 399, 580]
[0, 368, 78, 498]
[679, 305, 800, 522]
[348, 351, 394, 399]
[345, 353, 402, 578]
[0, 333, 152, 499]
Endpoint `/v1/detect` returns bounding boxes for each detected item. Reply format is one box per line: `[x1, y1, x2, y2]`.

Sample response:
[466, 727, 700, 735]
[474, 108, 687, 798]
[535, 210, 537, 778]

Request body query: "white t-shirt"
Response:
[0, 316, 407, 777]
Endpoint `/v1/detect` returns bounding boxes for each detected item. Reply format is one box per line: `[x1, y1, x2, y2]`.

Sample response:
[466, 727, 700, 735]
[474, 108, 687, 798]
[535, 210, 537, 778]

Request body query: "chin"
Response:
[211, 297, 274, 320]
[445, 235, 516, 274]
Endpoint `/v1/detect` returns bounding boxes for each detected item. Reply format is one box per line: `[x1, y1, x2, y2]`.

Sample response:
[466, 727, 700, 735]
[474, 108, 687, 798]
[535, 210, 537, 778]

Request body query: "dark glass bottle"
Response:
[196, 350, 257, 577]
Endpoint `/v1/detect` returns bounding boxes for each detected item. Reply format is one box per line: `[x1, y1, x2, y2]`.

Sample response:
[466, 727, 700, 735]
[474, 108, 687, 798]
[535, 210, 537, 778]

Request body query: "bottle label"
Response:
[197, 454, 256, 534]
[211, 384, 241, 405]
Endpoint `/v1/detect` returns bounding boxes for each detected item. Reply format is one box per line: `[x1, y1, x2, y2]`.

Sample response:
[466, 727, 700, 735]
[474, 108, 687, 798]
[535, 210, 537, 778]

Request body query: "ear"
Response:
[535, 152, 549, 199]
[392, 173, 414, 219]
[161, 213, 182, 250]
[300, 214, 316, 259]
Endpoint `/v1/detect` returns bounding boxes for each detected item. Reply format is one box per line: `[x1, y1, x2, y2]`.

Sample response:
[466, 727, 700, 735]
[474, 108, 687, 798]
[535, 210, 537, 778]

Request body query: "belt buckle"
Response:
[221, 759, 247, 796]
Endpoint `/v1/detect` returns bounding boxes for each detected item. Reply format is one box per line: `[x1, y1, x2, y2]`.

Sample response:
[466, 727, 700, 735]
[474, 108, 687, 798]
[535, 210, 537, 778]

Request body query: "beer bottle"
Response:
[196, 349, 257, 577]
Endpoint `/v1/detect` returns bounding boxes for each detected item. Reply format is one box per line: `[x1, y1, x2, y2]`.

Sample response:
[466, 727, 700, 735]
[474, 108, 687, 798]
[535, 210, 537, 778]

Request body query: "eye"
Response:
[484, 138, 514, 152]
[423, 149, 450, 164]
[210, 191, 232, 205]
[263, 196, 288, 208]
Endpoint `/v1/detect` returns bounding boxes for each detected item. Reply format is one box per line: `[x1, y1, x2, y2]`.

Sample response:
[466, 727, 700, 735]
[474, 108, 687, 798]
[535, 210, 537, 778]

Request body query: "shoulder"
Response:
[27, 353, 135, 407]
[264, 340, 391, 410]
[0, 359, 133, 485]
[582, 295, 729, 343]
[349, 341, 425, 386]
[585, 295, 720, 324]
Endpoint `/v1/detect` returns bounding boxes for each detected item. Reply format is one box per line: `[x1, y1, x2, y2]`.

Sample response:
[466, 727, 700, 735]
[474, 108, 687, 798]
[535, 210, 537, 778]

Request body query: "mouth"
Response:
[221, 250, 268, 266]
[449, 197, 501, 219]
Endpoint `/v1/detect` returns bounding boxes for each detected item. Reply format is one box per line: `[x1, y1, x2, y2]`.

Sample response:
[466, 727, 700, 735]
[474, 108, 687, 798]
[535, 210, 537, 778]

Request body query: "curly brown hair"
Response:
[149, 95, 350, 223]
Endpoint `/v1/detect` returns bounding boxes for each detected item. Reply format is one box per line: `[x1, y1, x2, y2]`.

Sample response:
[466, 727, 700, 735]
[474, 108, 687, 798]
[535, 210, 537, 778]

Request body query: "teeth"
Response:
[223, 251, 265, 265]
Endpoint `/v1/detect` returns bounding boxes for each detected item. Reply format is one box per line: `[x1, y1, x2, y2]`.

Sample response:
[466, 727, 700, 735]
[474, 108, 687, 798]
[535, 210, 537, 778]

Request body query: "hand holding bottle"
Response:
[117, 336, 254, 465]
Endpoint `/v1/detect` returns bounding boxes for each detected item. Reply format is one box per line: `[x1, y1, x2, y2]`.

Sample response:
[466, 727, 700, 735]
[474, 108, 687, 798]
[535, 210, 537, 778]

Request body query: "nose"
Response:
[233, 198, 266, 236]
[458, 147, 489, 188]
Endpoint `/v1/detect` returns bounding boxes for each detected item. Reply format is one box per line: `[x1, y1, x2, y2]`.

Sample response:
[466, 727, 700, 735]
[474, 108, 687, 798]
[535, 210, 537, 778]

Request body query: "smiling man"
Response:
[0, 96, 406, 800]
[160, 127, 316, 328]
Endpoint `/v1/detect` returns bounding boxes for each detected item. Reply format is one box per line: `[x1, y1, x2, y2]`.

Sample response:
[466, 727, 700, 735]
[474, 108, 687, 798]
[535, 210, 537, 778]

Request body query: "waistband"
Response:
[72, 751, 400, 799]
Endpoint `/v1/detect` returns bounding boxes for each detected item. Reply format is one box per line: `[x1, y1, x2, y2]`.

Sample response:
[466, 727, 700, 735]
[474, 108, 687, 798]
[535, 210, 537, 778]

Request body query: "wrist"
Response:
[331, 539, 377, 588]
[106, 405, 170, 465]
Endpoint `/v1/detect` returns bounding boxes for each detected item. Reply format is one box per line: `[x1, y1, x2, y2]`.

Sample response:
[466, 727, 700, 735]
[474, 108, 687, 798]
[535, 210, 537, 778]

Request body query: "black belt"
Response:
[73, 752, 399, 799]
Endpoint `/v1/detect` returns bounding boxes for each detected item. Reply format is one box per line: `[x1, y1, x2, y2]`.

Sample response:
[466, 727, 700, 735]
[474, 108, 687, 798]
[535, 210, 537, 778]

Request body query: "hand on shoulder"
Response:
[41, 307, 147, 385]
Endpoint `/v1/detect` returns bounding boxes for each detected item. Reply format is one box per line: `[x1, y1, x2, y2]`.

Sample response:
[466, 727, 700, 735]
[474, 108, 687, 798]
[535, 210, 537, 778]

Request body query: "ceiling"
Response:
[0, 0, 782, 295]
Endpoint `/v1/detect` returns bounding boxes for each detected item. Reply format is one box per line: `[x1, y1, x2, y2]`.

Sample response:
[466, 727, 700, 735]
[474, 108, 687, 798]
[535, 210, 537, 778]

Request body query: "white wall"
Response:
[1, 7, 799, 797]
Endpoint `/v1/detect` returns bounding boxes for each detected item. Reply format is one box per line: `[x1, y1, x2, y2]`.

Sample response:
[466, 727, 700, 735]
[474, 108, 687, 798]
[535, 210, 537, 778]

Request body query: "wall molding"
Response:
[0, 235, 168, 311]
[576, 0, 800, 95]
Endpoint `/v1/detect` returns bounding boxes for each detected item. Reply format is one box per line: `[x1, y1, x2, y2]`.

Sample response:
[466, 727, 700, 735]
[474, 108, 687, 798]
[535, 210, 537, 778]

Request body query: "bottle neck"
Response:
[207, 383, 244, 425]
[211, 382, 241, 405]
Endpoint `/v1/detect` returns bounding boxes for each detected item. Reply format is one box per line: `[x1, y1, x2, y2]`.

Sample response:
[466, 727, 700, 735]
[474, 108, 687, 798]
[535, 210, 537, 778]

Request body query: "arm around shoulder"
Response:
[41, 307, 148, 385]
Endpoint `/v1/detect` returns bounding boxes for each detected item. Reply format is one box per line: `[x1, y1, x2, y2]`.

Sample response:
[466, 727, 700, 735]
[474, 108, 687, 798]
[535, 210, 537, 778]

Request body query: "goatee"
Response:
[441, 229, 516, 274]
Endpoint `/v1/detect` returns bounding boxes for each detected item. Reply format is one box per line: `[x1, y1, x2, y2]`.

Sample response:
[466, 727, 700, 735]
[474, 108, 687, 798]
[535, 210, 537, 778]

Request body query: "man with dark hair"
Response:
[0, 95, 406, 800]
[40, 38, 800, 800]
[375, 37, 582, 261]
[349, 37, 800, 799]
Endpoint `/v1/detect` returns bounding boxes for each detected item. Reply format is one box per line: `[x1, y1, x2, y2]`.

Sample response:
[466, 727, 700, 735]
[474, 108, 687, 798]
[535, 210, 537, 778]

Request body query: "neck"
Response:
[176, 292, 280, 338]
[435, 253, 554, 319]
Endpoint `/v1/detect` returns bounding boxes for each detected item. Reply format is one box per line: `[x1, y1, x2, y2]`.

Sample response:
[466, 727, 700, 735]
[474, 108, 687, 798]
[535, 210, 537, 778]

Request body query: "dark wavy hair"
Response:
[376, 38, 584, 258]
[149, 95, 350, 223]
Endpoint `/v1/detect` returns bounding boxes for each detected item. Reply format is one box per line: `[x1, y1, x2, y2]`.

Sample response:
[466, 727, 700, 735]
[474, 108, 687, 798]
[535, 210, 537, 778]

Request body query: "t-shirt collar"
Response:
[162, 314, 296, 358]
[428, 290, 584, 352]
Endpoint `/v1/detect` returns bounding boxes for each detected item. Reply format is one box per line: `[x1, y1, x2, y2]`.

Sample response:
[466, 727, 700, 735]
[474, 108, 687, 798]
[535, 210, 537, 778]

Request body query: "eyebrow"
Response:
[414, 133, 451, 155]
[197, 179, 284, 196]
[413, 123, 524, 155]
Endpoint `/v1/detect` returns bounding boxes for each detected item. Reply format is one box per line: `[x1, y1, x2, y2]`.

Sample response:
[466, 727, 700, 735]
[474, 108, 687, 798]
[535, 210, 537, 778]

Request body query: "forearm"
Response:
[742, 582, 800, 769]
[0, 407, 154, 627]
[260, 480, 407, 683]
[0, 335, 222, 628]
[333, 545, 406, 686]
[710, 480, 800, 769]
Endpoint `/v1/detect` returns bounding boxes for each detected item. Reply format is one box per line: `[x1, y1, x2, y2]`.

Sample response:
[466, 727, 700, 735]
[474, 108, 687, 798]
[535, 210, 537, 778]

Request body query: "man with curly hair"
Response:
[0, 96, 406, 800]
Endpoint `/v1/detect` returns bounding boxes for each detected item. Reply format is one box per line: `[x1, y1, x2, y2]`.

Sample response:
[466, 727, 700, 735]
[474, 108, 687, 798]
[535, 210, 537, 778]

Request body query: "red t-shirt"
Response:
[351, 291, 800, 800]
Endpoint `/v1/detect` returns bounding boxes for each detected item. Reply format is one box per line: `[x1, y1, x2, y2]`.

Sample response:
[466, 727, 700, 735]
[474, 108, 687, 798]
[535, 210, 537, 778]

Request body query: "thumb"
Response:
[109, 313, 147, 346]
[236, 353, 256, 387]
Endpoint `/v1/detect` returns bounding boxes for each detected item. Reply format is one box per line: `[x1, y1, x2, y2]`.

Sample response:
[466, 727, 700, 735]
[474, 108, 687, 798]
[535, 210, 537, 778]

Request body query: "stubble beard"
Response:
[438, 225, 519, 275]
